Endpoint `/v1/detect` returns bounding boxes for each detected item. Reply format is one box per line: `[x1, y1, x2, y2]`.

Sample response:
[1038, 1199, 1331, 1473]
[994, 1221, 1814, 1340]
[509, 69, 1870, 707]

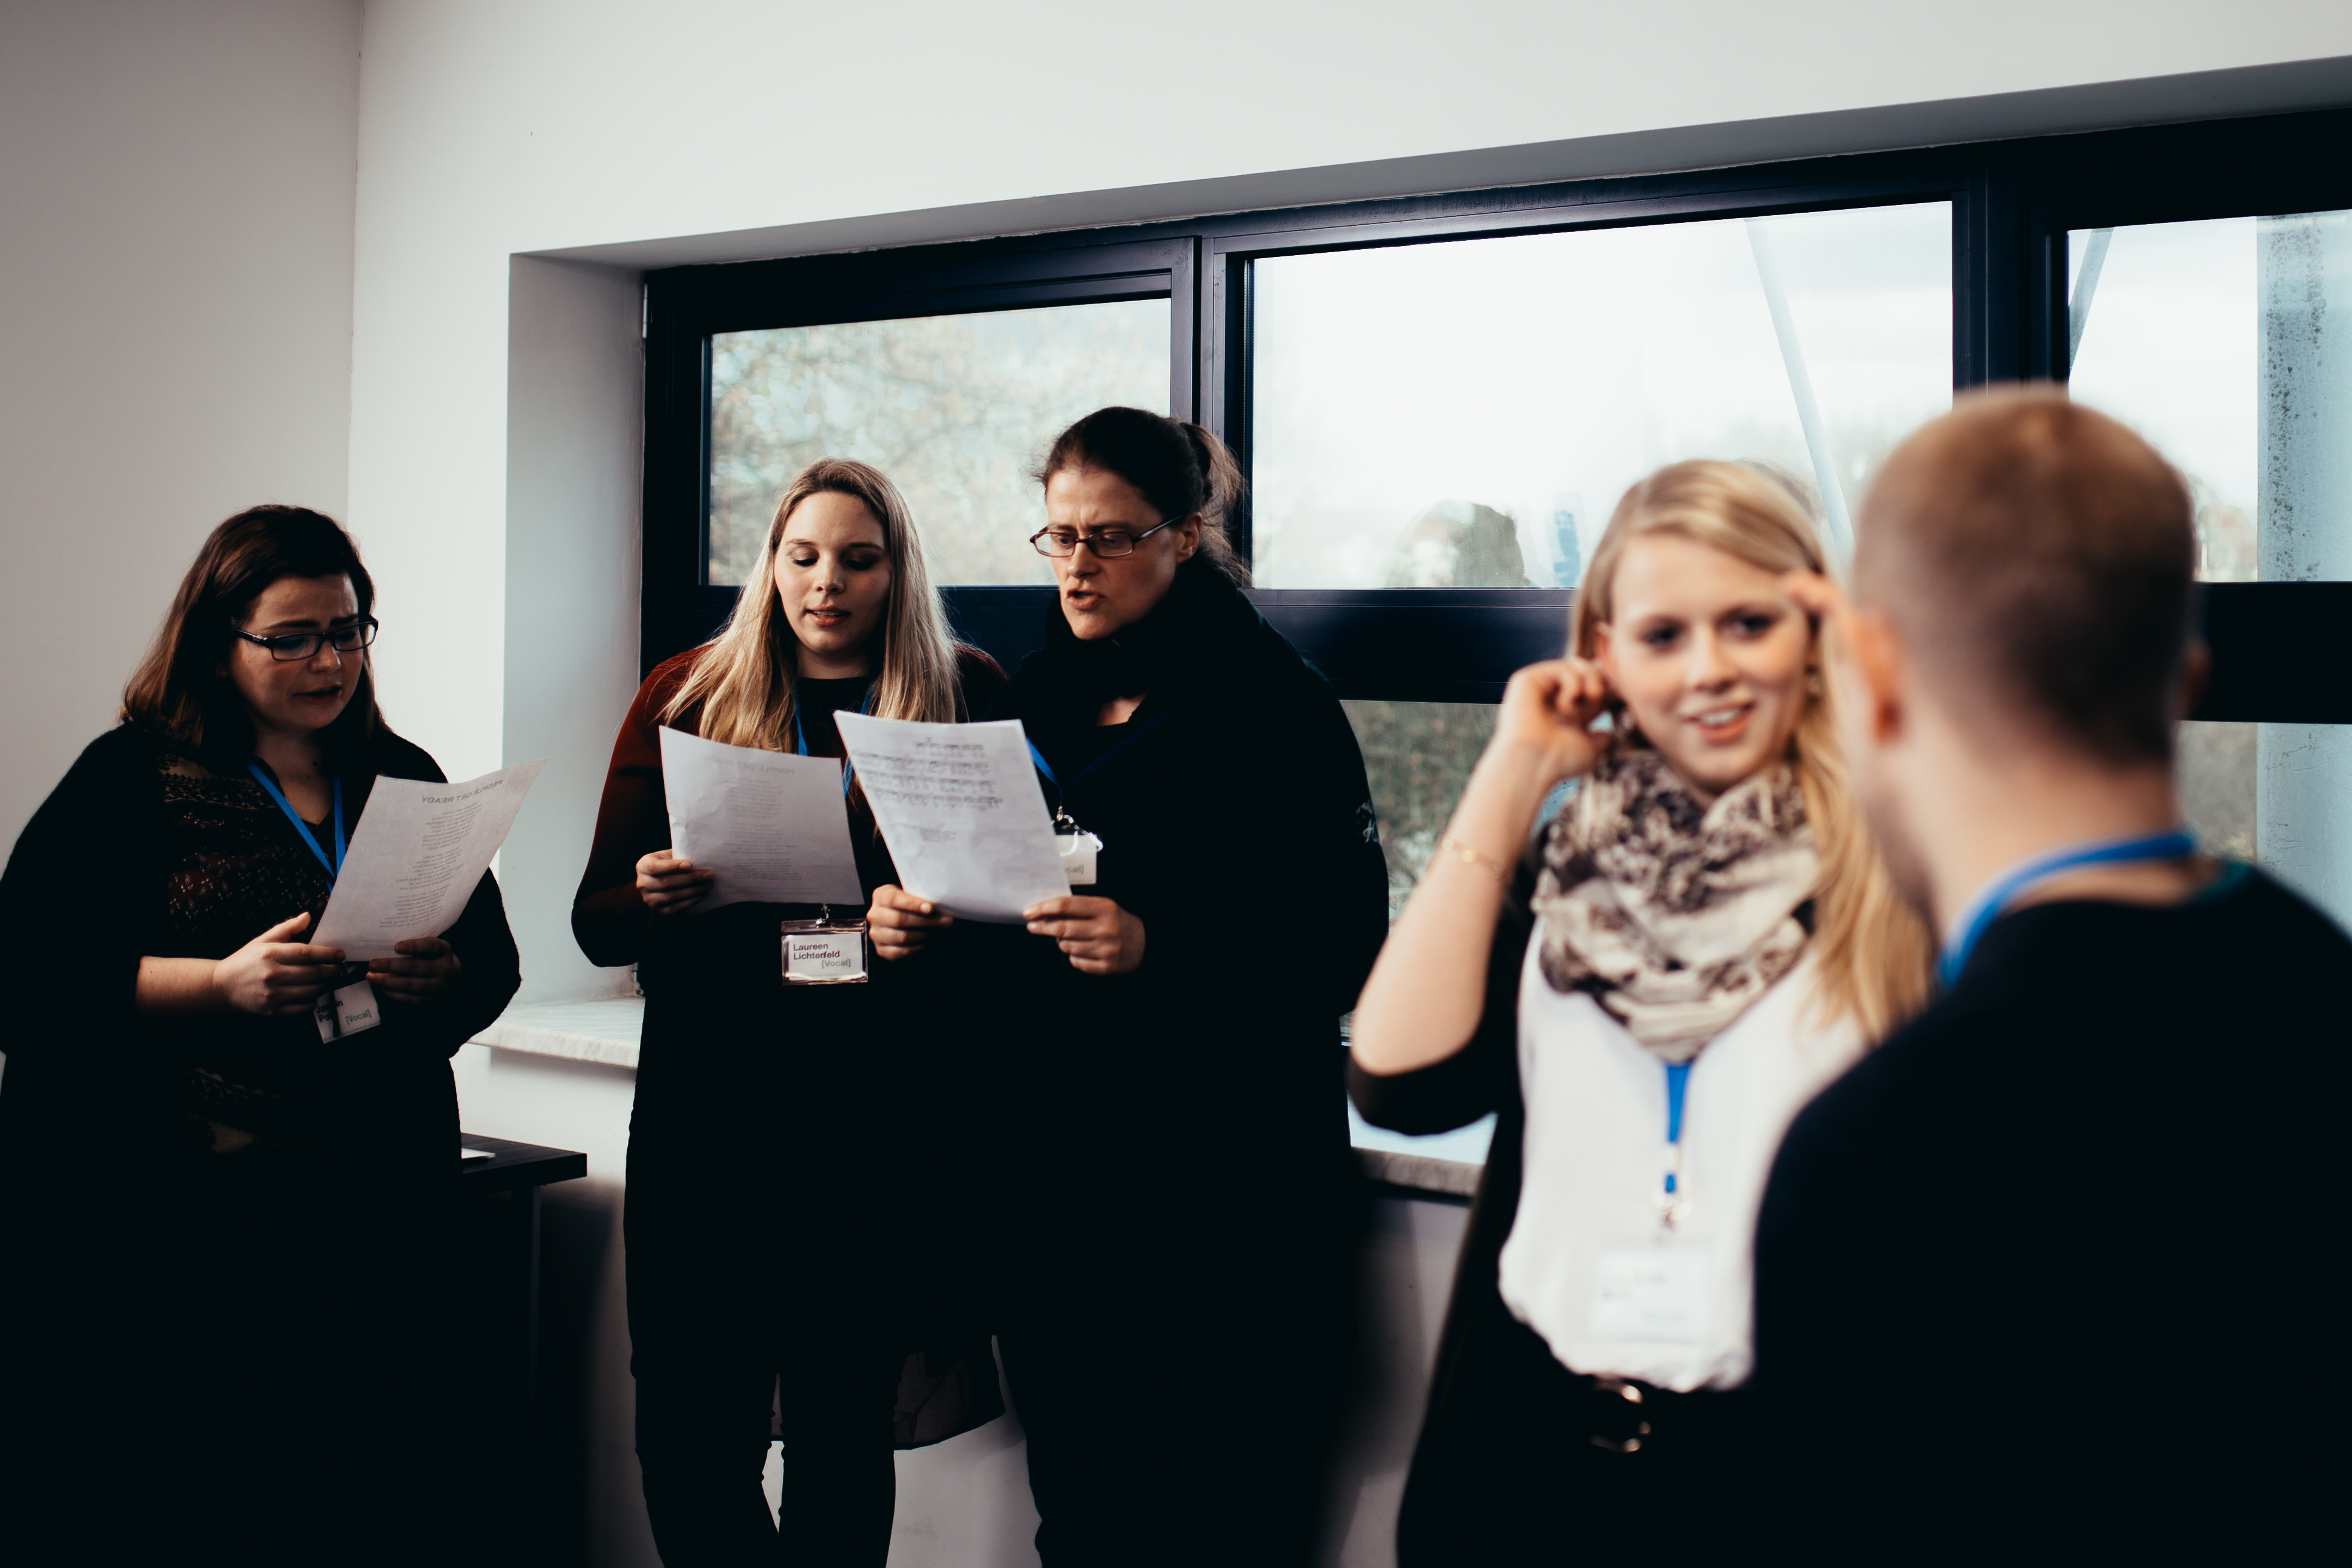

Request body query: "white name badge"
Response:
[314, 978, 383, 1042]
[1588, 1244, 1711, 1343]
[1056, 831, 1102, 887]
[782, 923, 868, 985]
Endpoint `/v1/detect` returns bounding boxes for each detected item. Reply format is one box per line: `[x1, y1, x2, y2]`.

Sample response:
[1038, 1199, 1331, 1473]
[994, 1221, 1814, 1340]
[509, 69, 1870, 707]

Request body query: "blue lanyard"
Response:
[1025, 706, 1180, 813]
[1937, 829, 2198, 990]
[247, 764, 345, 883]
[1662, 1060, 1692, 1198]
[792, 681, 875, 797]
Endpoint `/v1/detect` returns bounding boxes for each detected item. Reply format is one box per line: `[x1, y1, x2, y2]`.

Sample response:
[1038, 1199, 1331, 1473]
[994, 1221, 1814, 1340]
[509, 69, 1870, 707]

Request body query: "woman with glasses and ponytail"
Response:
[0, 505, 522, 1563]
[574, 458, 1004, 1565]
[868, 408, 1392, 1566]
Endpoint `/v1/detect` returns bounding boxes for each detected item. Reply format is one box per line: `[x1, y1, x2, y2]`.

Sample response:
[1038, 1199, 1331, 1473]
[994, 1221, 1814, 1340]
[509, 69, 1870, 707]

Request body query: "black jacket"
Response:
[968, 561, 1392, 1202]
[1753, 865, 2350, 1554]
[1347, 838, 1538, 1376]
[0, 722, 520, 1175]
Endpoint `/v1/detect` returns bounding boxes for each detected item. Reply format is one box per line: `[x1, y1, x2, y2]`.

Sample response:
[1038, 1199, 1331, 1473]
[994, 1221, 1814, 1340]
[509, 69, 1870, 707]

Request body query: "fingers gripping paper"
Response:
[657, 728, 865, 911]
[832, 714, 1067, 924]
[311, 760, 546, 959]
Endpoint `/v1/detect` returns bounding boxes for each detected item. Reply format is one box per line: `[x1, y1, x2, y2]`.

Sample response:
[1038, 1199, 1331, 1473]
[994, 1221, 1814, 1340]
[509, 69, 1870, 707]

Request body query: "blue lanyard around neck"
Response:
[248, 764, 345, 882]
[1937, 829, 2198, 990]
[1662, 1060, 1692, 1198]
[792, 681, 876, 797]
[1025, 706, 1180, 813]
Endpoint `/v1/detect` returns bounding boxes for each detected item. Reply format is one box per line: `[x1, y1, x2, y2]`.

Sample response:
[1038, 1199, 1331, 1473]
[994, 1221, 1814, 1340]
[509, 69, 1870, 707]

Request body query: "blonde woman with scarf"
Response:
[1350, 461, 1932, 1562]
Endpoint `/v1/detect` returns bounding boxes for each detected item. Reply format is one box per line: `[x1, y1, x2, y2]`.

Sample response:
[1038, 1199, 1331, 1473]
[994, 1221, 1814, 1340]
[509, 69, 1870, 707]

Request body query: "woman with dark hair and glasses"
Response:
[869, 407, 1392, 1565]
[0, 504, 519, 1564]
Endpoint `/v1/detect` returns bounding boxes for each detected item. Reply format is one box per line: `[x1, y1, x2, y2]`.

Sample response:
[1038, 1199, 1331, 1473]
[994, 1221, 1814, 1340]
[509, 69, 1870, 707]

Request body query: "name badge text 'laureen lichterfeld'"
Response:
[782, 921, 869, 985]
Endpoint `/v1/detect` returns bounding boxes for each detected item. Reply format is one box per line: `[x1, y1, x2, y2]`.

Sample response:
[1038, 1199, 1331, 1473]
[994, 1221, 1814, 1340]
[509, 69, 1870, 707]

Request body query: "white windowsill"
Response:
[471, 995, 645, 1068]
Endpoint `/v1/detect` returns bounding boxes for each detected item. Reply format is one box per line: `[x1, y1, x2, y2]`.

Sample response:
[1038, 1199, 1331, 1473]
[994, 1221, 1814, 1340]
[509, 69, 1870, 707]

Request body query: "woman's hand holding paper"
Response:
[868, 883, 951, 960]
[636, 849, 717, 915]
[370, 937, 461, 1004]
[1023, 895, 1146, 976]
[210, 914, 346, 1016]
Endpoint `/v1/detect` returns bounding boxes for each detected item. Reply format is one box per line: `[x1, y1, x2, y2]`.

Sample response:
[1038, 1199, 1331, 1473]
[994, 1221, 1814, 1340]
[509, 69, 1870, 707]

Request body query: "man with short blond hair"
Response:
[1756, 387, 2347, 1550]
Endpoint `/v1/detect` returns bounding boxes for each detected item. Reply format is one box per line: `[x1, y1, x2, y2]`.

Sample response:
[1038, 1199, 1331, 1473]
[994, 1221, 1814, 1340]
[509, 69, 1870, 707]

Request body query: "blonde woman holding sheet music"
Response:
[572, 458, 1002, 1565]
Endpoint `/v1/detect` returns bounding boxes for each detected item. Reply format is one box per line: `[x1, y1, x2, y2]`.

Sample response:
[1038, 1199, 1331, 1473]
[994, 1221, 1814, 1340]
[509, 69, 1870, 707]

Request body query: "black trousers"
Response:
[1397, 1286, 1751, 1566]
[989, 1168, 1362, 1568]
[0, 1138, 461, 1568]
[625, 1003, 908, 1568]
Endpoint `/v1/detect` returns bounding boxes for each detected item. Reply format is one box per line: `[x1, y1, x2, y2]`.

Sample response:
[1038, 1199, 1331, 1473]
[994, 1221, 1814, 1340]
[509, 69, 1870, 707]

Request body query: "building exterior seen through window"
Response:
[2071, 211, 2352, 915]
[708, 298, 1170, 588]
[2067, 210, 2352, 584]
[1342, 700, 1502, 918]
[1250, 202, 1953, 587]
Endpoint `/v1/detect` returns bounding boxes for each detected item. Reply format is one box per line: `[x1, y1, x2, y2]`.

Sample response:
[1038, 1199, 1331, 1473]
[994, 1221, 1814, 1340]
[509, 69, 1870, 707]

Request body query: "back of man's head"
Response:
[1855, 386, 2197, 767]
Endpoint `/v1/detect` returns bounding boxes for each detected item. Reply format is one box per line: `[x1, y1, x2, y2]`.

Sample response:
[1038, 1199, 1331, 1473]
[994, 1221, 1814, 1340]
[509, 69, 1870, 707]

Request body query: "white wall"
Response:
[0, 0, 362, 844]
[503, 257, 644, 1001]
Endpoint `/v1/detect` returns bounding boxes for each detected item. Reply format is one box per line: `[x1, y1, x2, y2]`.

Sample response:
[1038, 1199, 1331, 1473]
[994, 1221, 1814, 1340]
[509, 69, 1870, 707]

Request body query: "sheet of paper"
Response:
[657, 728, 863, 911]
[313, 759, 546, 959]
[833, 713, 1068, 924]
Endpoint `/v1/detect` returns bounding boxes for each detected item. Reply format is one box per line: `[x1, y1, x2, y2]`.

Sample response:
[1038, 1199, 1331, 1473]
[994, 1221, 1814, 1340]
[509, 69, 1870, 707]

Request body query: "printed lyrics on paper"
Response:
[832, 716, 1068, 923]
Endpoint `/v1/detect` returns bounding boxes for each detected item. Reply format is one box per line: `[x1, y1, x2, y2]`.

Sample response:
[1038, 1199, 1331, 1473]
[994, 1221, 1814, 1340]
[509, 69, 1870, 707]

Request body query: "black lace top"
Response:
[0, 724, 521, 1166]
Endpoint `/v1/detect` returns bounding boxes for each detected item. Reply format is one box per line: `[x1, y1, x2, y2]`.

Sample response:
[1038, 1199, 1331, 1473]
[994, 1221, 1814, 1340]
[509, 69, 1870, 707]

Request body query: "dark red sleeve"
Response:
[954, 645, 1008, 719]
[571, 654, 700, 968]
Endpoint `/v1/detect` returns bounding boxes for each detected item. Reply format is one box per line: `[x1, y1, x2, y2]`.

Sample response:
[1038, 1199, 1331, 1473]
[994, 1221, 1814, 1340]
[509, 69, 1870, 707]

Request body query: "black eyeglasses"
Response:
[233, 617, 379, 662]
[1028, 513, 1190, 559]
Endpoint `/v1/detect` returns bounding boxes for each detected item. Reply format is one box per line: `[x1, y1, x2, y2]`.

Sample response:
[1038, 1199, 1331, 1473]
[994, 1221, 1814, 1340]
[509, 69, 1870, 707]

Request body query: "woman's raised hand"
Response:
[636, 850, 717, 916]
[212, 914, 345, 1016]
[1023, 896, 1146, 976]
[868, 884, 952, 960]
[370, 937, 462, 1005]
[1494, 658, 1613, 783]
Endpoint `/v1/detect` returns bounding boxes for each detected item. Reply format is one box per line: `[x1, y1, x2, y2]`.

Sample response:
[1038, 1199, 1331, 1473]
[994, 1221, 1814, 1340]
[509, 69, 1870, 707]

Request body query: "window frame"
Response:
[642, 107, 2352, 721]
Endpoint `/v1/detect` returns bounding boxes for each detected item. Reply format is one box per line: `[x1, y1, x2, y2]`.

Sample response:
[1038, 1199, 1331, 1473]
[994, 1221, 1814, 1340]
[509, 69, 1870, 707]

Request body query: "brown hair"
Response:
[1855, 385, 2197, 765]
[662, 458, 964, 766]
[1573, 460, 1935, 1042]
[1033, 406, 1250, 586]
[122, 505, 385, 770]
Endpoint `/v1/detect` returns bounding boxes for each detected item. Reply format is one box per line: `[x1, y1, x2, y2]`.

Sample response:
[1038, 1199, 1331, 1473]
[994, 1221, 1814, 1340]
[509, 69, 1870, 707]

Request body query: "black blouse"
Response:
[973, 561, 1393, 1190]
[0, 723, 521, 1168]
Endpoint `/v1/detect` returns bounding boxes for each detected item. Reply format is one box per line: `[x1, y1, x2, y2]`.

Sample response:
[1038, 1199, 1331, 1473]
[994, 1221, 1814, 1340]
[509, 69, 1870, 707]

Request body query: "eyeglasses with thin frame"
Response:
[1028, 513, 1192, 559]
[233, 617, 380, 662]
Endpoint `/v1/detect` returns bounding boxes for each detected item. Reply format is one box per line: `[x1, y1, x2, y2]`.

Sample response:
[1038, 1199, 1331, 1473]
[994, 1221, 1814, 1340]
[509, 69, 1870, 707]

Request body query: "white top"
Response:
[1496, 930, 1863, 1392]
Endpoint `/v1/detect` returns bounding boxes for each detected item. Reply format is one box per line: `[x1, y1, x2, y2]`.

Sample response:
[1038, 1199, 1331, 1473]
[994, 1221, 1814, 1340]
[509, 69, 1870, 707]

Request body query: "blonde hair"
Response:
[662, 460, 965, 772]
[1571, 460, 1934, 1043]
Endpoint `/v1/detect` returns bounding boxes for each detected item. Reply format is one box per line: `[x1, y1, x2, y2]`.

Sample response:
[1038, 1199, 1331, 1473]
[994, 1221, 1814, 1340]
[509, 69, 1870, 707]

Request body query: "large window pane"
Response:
[1343, 697, 1503, 1166]
[1251, 203, 1952, 587]
[2068, 212, 2352, 582]
[2179, 720, 2254, 859]
[708, 300, 1170, 587]
[2072, 214, 2352, 926]
[1343, 699, 1498, 919]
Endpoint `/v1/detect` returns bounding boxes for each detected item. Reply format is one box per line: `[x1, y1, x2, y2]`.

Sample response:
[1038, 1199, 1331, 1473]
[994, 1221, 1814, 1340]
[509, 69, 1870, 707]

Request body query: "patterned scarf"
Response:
[1533, 747, 1817, 1063]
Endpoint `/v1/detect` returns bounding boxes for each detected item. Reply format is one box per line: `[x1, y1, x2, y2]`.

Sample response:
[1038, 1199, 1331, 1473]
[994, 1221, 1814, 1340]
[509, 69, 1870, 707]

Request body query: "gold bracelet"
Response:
[1431, 834, 1511, 886]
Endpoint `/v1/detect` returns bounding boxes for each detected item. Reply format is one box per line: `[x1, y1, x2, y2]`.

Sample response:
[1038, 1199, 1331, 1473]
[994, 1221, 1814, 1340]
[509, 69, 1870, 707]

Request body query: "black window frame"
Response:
[643, 106, 2352, 721]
